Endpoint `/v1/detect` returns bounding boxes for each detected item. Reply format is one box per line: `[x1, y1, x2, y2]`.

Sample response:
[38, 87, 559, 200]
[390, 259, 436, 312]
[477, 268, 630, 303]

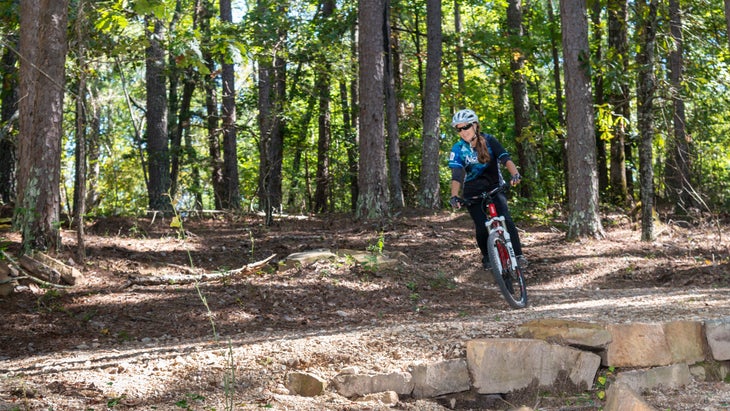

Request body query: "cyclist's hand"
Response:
[511, 173, 522, 186]
[449, 196, 462, 209]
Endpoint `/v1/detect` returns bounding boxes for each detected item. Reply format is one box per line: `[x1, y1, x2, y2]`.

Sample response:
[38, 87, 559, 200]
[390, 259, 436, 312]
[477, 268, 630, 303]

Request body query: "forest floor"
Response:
[1, 207, 730, 410]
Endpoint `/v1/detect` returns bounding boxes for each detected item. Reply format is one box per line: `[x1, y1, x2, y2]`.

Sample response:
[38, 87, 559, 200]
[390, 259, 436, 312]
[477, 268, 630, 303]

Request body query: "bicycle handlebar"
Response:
[457, 183, 509, 207]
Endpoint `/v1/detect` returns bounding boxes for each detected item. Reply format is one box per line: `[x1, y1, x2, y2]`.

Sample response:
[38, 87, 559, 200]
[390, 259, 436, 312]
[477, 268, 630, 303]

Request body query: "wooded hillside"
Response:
[0, 0, 728, 252]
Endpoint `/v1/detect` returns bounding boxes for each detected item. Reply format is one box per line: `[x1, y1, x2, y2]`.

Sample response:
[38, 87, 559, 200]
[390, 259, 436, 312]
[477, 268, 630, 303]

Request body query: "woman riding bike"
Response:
[447, 108, 527, 270]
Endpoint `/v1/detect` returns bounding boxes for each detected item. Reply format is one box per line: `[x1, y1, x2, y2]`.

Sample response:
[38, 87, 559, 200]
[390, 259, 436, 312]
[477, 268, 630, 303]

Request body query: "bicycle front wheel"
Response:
[487, 232, 528, 309]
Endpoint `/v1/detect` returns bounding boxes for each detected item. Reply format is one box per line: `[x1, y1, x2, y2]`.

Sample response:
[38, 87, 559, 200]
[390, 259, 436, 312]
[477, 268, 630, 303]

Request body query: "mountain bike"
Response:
[459, 184, 528, 309]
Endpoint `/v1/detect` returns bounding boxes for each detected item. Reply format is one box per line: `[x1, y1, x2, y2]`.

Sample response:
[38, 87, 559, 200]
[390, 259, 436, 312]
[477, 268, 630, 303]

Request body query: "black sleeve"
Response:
[451, 167, 465, 183]
[487, 135, 512, 166]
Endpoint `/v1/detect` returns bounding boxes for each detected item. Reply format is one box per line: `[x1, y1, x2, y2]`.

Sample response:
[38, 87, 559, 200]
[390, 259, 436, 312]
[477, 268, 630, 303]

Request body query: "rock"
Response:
[357, 391, 399, 405]
[466, 338, 601, 394]
[515, 318, 612, 350]
[614, 363, 691, 392]
[281, 249, 337, 270]
[286, 371, 327, 397]
[332, 370, 413, 398]
[409, 359, 470, 399]
[604, 382, 657, 411]
[663, 321, 706, 364]
[602, 323, 673, 367]
[705, 318, 730, 361]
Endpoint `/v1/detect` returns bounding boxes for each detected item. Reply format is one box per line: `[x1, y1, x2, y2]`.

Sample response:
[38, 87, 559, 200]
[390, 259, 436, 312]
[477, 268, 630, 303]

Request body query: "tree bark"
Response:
[145, 17, 172, 212]
[665, 0, 692, 212]
[454, 0, 465, 105]
[357, 0, 390, 219]
[0, 35, 18, 205]
[385, 0, 404, 210]
[591, 0, 607, 196]
[546, 0, 567, 205]
[507, 0, 534, 199]
[607, 0, 631, 206]
[17, 0, 68, 252]
[257, 0, 287, 224]
[637, 0, 658, 241]
[313, 0, 336, 213]
[220, 0, 240, 210]
[201, 0, 225, 210]
[418, 0, 442, 209]
[560, 0, 605, 240]
[73, 10, 88, 262]
[725, 0, 730, 50]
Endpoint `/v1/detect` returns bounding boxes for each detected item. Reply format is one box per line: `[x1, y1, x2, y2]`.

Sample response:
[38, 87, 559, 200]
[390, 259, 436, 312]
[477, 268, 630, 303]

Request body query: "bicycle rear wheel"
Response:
[487, 232, 528, 309]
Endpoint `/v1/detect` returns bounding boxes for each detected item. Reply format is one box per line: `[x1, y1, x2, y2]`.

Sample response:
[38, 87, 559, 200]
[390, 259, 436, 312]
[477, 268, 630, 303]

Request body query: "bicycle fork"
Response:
[485, 203, 518, 270]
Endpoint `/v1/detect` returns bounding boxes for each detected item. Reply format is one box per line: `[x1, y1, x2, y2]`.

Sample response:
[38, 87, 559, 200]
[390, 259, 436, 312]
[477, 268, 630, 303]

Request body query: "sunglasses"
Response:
[455, 123, 473, 132]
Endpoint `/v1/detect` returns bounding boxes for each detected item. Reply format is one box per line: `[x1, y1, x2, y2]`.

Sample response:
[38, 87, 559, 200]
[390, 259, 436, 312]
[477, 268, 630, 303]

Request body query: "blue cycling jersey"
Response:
[448, 133, 511, 197]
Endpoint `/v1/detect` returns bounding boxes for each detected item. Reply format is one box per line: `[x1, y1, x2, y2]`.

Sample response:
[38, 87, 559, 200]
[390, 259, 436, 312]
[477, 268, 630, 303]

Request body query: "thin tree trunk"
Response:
[666, 0, 692, 212]
[725, 0, 730, 50]
[202, 0, 224, 210]
[313, 0, 336, 213]
[591, 0, 607, 196]
[385, 0, 404, 210]
[546, 0, 567, 204]
[340, 81, 358, 211]
[73, 0, 88, 262]
[454, 0, 465, 105]
[0, 35, 18, 205]
[507, 0, 534, 199]
[220, 0, 240, 210]
[608, 0, 631, 206]
[85, 90, 101, 212]
[145, 17, 171, 212]
[418, 0, 442, 209]
[637, 0, 658, 241]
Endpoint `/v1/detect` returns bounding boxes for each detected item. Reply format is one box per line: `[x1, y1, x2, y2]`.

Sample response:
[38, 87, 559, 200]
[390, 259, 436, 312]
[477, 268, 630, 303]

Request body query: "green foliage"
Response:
[18, 0, 730, 218]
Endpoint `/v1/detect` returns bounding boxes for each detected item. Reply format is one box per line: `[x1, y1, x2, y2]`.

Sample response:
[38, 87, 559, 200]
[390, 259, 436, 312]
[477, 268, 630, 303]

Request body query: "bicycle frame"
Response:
[482, 189, 518, 271]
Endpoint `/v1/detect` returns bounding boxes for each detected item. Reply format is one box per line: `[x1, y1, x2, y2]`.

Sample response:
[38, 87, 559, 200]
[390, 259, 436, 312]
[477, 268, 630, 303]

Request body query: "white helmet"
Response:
[451, 109, 479, 127]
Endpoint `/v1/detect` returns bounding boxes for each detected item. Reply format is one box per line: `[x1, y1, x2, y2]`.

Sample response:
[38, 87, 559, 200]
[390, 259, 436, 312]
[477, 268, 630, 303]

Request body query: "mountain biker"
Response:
[447, 108, 527, 270]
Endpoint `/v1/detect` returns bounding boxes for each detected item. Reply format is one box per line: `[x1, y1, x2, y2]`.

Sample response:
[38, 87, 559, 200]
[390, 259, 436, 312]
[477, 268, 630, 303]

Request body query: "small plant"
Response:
[107, 394, 126, 408]
[36, 288, 66, 313]
[594, 366, 615, 401]
[429, 272, 457, 290]
[175, 393, 205, 409]
[367, 231, 386, 255]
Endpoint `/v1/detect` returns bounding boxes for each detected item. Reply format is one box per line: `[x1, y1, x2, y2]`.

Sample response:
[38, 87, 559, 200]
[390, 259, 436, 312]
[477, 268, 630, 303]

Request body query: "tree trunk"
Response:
[454, 0, 465, 105]
[560, 0, 605, 240]
[418, 0, 442, 209]
[637, 0, 658, 241]
[0, 34, 18, 205]
[357, 0, 389, 219]
[607, 0, 631, 206]
[17, 0, 68, 252]
[202, 0, 224, 210]
[385, 0, 404, 211]
[73, 0, 88, 262]
[85, 90, 101, 212]
[725, 0, 730, 50]
[257, 0, 287, 224]
[145, 17, 171, 212]
[507, 0, 534, 199]
[665, 0, 692, 212]
[313, 0, 336, 213]
[546, 0, 567, 205]
[340, 81, 358, 211]
[220, 0, 240, 210]
[591, 0, 607, 196]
